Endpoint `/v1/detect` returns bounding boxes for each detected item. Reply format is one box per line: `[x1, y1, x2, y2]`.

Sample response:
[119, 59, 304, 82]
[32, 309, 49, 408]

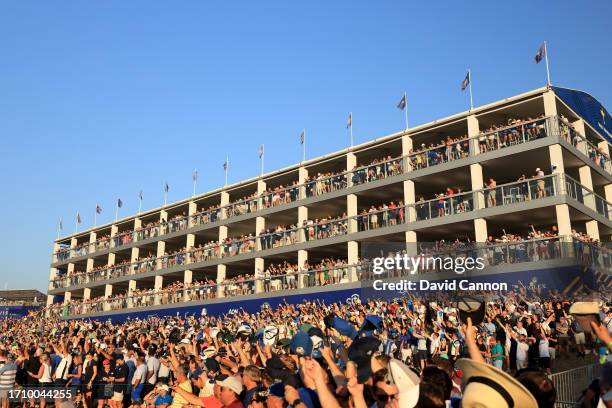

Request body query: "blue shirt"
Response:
[154, 393, 173, 406]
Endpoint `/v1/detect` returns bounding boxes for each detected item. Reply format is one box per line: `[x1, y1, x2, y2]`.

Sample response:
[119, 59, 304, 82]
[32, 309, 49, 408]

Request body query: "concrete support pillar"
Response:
[348, 241, 359, 282]
[467, 114, 480, 155]
[89, 231, 97, 254]
[598, 141, 610, 158]
[83, 288, 91, 301]
[572, 119, 587, 154]
[110, 225, 118, 248]
[86, 258, 94, 272]
[220, 191, 230, 219]
[108, 252, 116, 267]
[470, 163, 485, 209]
[67, 263, 75, 275]
[103, 284, 112, 311]
[256, 217, 266, 250]
[297, 249, 308, 289]
[347, 194, 358, 233]
[605, 184, 612, 204]
[401, 134, 413, 170]
[347, 153, 357, 187]
[216, 265, 226, 298]
[130, 247, 139, 275]
[299, 167, 308, 199]
[255, 257, 264, 293]
[586, 220, 600, 241]
[404, 180, 416, 222]
[156, 241, 166, 270]
[405, 231, 417, 256]
[159, 210, 168, 235]
[64, 291, 72, 303]
[46, 295, 54, 308]
[579, 165, 596, 210]
[555, 204, 572, 237]
[127, 280, 136, 308]
[70, 237, 77, 258]
[154, 275, 163, 305]
[474, 218, 488, 242]
[543, 90, 557, 117]
[298, 206, 308, 242]
[549, 144, 566, 194]
[184, 270, 193, 285]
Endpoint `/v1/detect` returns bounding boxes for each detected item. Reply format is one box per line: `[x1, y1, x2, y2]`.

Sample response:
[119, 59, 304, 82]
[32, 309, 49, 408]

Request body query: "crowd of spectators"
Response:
[357, 202, 405, 231]
[8, 286, 612, 408]
[559, 114, 610, 172]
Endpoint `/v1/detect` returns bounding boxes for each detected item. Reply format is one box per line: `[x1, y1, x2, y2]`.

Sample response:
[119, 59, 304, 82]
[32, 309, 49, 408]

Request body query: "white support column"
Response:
[216, 265, 226, 298]
[347, 194, 358, 233]
[220, 191, 230, 219]
[555, 204, 572, 237]
[64, 291, 72, 303]
[586, 220, 600, 241]
[103, 284, 112, 311]
[579, 165, 596, 210]
[401, 134, 413, 170]
[256, 180, 266, 250]
[549, 144, 566, 195]
[404, 180, 416, 222]
[184, 270, 193, 285]
[110, 225, 119, 248]
[347, 241, 359, 282]
[467, 114, 480, 155]
[543, 90, 557, 117]
[297, 249, 308, 289]
[598, 141, 610, 158]
[156, 241, 166, 270]
[89, 231, 97, 256]
[299, 167, 308, 199]
[470, 163, 485, 209]
[70, 237, 77, 258]
[405, 231, 417, 255]
[474, 219, 488, 242]
[186, 201, 197, 250]
[154, 275, 163, 305]
[255, 257, 264, 293]
[347, 152, 357, 187]
[127, 280, 136, 308]
[573, 119, 587, 153]
[83, 287, 91, 301]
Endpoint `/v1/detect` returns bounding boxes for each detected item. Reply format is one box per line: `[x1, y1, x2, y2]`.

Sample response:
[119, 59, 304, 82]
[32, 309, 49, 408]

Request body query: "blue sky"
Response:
[1, 1, 610, 292]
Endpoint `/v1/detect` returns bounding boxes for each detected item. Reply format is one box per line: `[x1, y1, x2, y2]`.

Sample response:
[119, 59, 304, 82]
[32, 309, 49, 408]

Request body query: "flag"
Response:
[347, 112, 352, 129]
[461, 71, 471, 91]
[138, 191, 143, 201]
[397, 94, 407, 111]
[164, 181, 169, 193]
[77, 212, 81, 224]
[300, 130, 305, 145]
[192, 170, 198, 182]
[259, 144, 264, 159]
[117, 198, 123, 208]
[534, 43, 546, 63]
[223, 160, 228, 171]
[59, 219, 63, 230]
[96, 204, 102, 214]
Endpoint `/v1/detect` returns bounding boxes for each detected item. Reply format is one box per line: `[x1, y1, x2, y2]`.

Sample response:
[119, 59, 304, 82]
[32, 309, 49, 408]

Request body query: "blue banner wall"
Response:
[553, 86, 612, 143]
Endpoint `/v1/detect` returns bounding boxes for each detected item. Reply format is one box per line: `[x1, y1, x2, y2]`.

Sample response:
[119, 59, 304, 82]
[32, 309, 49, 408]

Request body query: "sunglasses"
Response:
[374, 392, 398, 403]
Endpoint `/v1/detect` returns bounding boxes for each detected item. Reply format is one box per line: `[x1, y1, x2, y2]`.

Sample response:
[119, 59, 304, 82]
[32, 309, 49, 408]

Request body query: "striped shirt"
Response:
[0, 361, 18, 390]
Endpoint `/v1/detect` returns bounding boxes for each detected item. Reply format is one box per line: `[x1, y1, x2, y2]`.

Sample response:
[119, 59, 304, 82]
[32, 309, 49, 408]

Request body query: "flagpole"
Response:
[225, 156, 229, 186]
[94, 209, 97, 227]
[544, 41, 551, 87]
[349, 112, 353, 148]
[193, 171, 197, 197]
[57, 220, 61, 239]
[404, 92, 409, 130]
[115, 199, 119, 221]
[303, 128, 306, 162]
[260, 148, 264, 177]
[75, 214, 78, 233]
[468, 69, 474, 111]
[138, 195, 142, 214]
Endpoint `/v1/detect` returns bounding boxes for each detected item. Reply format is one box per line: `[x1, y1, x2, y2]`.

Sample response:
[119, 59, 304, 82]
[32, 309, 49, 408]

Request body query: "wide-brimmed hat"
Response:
[387, 359, 420, 408]
[456, 359, 537, 408]
[455, 296, 486, 326]
[570, 301, 601, 334]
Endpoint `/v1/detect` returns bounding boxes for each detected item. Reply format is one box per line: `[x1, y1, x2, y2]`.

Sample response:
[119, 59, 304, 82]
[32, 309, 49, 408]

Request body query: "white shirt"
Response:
[146, 356, 160, 385]
[133, 364, 147, 386]
[516, 342, 529, 361]
[538, 340, 550, 358]
[55, 354, 72, 381]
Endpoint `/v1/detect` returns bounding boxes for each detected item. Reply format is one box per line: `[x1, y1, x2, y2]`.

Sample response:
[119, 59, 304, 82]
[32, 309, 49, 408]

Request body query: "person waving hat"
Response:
[456, 358, 537, 408]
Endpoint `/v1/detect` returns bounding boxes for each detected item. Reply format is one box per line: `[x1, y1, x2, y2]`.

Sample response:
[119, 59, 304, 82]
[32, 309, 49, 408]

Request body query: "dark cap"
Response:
[347, 337, 381, 383]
